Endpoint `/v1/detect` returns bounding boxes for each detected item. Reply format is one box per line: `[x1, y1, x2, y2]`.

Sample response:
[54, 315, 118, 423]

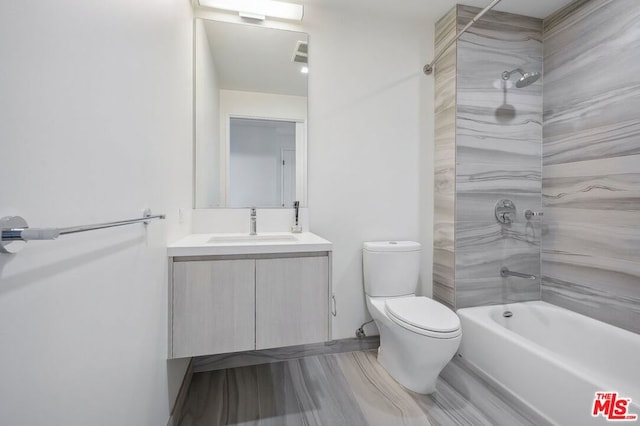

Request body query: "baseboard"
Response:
[167, 358, 194, 426]
[192, 336, 380, 373]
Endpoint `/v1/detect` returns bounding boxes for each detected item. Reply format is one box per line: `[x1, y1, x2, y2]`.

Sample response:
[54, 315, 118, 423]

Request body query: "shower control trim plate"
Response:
[495, 199, 516, 224]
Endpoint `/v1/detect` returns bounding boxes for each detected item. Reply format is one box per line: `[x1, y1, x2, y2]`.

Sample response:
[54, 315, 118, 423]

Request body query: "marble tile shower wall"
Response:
[541, 0, 640, 334]
[456, 7, 543, 308]
[433, 7, 458, 309]
[433, 6, 543, 310]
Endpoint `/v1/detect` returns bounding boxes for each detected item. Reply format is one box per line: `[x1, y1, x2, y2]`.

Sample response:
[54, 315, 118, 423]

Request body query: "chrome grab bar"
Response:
[500, 267, 536, 281]
[0, 209, 165, 254]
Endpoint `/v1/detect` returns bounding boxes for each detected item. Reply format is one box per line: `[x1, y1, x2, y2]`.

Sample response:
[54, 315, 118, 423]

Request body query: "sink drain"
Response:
[503, 311, 513, 318]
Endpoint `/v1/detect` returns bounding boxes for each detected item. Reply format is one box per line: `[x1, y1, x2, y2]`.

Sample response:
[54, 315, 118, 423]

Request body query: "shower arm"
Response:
[502, 68, 525, 80]
[423, 0, 502, 75]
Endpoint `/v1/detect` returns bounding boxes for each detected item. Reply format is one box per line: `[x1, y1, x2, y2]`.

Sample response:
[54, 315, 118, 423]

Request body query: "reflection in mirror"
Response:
[194, 19, 308, 208]
[229, 118, 296, 207]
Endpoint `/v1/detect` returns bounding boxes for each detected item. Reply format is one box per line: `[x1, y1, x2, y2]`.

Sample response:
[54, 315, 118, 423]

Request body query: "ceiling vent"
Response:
[292, 40, 308, 64]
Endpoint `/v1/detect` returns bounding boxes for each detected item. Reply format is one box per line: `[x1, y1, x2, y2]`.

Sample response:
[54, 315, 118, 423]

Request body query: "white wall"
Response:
[0, 1, 193, 425]
[195, 19, 221, 208]
[304, 5, 433, 338]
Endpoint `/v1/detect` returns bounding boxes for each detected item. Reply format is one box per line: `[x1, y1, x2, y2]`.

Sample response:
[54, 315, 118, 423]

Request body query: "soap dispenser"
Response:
[291, 201, 302, 233]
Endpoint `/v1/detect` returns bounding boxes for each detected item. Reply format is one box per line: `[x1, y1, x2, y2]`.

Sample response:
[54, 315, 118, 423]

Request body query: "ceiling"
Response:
[202, 20, 308, 97]
[300, 0, 576, 21]
[198, 0, 577, 97]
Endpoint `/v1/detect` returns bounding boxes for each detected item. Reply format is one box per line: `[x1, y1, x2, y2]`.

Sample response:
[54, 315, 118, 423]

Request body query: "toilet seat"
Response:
[385, 297, 461, 338]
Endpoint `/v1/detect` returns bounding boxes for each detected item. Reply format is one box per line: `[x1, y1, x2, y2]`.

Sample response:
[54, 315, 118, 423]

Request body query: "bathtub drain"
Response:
[503, 311, 513, 318]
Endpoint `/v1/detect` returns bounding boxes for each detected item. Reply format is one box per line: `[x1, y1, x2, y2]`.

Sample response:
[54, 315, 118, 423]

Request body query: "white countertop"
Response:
[167, 232, 332, 257]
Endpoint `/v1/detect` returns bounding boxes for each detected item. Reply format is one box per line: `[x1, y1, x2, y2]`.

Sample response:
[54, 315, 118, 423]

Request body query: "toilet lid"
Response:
[385, 297, 460, 333]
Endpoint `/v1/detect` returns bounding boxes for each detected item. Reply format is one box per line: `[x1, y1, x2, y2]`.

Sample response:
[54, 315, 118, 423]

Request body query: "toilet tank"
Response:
[363, 241, 421, 297]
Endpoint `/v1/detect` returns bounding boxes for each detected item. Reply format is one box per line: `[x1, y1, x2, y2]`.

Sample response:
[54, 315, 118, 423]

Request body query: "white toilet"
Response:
[363, 241, 461, 394]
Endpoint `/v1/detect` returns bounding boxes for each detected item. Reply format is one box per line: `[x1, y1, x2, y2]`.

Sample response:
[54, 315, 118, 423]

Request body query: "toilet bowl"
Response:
[363, 241, 461, 394]
[366, 295, 461, 393]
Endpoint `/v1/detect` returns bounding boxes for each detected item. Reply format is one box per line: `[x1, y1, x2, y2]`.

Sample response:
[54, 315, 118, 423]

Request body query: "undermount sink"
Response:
[207, 234, 298, 244]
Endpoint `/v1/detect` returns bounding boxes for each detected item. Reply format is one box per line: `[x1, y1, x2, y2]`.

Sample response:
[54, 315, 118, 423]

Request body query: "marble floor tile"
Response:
[193, 337, 381, 373]
[178, 350, 545, 426]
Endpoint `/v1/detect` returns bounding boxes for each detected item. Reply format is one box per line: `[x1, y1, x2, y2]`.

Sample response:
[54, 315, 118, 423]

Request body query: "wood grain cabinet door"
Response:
[255, 256, 329, 350]
[172, 259, 255, 358]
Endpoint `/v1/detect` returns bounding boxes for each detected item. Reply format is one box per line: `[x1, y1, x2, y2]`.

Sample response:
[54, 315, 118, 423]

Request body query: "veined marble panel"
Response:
[542, 210, 640, 263]
[456, 247, 539, 281]
[541, 253, 640, 299]
[433, 248, 455, 309]
[434, 55, 456, 113]
[457, 162, 541, 194]
[544, 0, 640, 143]
[459, 5, 543, 34]
[542, 0, 640, 334]
[435, 110, 455, 162]
[456, 277, 540, 309]
[542, 155, 640, 211]
[542, 277, 640, 335]
[543, 119, 640, 166]
[457, 91, 541, 123]
[434, 7, 456, 114]
[457, 221, 540, 252]
[433, 6, 457, 311]
[434, 192, 454, 224]
[434, 6, 457, 58]
[434, 221, 454, 252]
[432, 6, 542, 310]
[544, 84, 640, 148]
[543, 0, 599, 34]
[455, 10, 542, 157]
[434, 161, 455, 195]
[457, 5, 543, 84]
[454, 7, 542, 309]
[457, 130, 541, 168]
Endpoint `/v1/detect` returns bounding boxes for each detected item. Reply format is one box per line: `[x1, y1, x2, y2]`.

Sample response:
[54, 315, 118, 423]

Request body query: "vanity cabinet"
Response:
[255, 256, 329, 349]
[171, 259, 255, 358]
[169, 252, 331, 359]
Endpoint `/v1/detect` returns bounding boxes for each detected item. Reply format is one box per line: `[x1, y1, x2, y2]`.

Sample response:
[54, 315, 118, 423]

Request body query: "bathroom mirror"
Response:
[194, 18, 308, 208]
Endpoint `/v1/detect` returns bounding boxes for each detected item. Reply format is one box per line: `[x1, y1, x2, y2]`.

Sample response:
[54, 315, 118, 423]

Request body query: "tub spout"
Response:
[500, 267, 536, 280]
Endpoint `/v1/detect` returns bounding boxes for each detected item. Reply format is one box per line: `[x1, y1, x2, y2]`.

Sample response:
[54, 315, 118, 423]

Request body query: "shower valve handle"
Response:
[524, 210, 543, 220]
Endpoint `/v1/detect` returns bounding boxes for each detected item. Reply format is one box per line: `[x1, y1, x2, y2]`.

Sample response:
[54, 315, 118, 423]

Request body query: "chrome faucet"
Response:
[249, 208, 257, 235]
[500, 267, 536, 280]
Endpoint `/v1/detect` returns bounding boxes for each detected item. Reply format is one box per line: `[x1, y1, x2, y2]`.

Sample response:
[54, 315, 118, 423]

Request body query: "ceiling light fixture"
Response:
[198, 0, 304, 21]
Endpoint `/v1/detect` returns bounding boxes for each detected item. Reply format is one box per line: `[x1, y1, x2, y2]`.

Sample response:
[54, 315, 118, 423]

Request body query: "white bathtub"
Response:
[457, 301, 640, 425]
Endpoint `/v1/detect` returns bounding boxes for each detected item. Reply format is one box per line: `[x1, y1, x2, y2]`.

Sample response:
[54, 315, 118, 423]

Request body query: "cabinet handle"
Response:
[331, 294, 337, 317]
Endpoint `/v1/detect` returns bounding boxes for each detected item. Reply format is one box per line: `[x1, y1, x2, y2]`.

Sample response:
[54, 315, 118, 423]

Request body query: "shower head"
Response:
[502, 68, 541, 88]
